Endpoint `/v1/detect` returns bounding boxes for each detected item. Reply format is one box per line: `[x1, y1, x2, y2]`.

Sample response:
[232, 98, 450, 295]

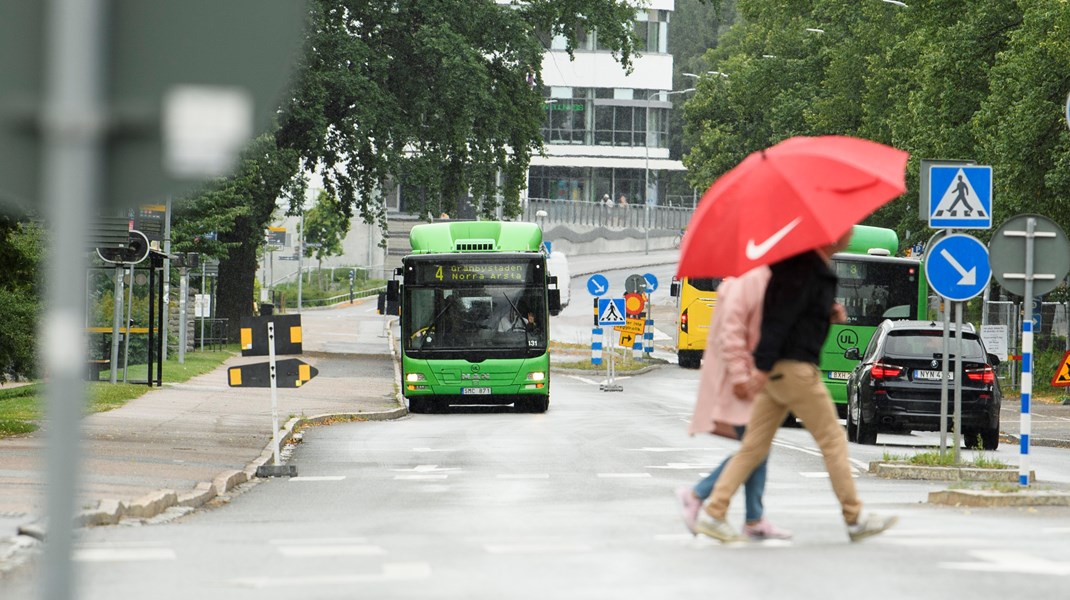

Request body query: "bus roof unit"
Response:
[409, 221, 542, 254]
[845, 224, 898, 256]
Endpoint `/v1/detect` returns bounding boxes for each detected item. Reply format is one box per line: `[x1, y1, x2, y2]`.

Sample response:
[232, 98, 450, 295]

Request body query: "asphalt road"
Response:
[6, 365, 1068, 600]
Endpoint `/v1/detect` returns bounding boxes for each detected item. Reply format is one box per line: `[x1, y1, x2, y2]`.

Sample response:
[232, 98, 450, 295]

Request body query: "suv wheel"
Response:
[856, 408, 878, 445]
[963, 427, 1000, 451]
[845, 399, 858, 443]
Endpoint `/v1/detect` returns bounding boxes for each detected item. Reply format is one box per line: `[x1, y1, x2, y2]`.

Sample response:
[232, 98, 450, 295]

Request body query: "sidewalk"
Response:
[0, 298, 402, 572]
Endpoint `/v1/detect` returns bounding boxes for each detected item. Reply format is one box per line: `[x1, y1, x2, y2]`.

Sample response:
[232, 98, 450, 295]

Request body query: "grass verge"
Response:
[881, 448, 1008, 470]
[0, 346, 238, 439]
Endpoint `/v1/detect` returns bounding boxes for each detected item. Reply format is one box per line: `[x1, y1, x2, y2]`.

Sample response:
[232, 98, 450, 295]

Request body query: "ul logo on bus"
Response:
[836, 330, 858, 351]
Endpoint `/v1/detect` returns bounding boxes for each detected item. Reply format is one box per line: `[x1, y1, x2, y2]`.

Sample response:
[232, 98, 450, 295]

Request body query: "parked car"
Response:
[843, 320, 1001, 449]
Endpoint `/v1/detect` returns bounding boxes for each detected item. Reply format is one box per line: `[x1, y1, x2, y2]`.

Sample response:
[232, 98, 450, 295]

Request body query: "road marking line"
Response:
[290, 476, 346, 482]
[940, 550, 1070, 576]
[394, 474, 449, 480]
[496, 474, 550, 479]
[277, 545, 386, 558]
[230, 562, 432, 588]
[647, 463, 722, 470]
[597, 473, 652, 478]
[798, 472, 858, 479]
[73, 548, 176, 562]
[270, 538, 369, 545]
[485, 543, 593, 554]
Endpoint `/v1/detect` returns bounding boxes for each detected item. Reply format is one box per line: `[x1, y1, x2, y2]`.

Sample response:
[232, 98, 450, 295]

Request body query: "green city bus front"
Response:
[400, 253, 552, 413]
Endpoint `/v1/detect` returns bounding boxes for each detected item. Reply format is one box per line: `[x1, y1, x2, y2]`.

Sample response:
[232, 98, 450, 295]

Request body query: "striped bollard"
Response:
[591, 328, 603, 366]
[632, 337, 643, 359]
[643, 316, 654, 354]
[1020, 319, 1032, 486]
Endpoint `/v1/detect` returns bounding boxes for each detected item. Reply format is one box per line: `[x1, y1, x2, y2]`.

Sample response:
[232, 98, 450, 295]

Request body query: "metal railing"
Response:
[521, 198, 693, 231]
[294, 285, 388, 309]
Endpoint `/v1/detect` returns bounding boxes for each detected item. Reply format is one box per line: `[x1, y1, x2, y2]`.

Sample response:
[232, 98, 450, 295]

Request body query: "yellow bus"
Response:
[668, 277, 721, 369]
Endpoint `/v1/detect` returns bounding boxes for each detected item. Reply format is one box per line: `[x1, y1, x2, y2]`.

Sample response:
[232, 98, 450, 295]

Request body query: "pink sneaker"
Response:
[674, 486, 701, 535]
[743, 518, 793, 540]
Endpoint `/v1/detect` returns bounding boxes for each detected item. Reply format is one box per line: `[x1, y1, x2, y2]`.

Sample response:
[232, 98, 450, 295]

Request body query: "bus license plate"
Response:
[462, 387, 491, 395]
[827, 371, 851, 380]
[914, 370, 952, 381]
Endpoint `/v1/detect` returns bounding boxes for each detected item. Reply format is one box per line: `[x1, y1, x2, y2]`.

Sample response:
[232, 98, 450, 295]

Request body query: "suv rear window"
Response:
[883, 330, 985, 359]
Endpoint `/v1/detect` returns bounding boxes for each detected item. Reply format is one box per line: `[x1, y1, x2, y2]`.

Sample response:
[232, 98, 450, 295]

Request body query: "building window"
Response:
[528, 167, 588, 202]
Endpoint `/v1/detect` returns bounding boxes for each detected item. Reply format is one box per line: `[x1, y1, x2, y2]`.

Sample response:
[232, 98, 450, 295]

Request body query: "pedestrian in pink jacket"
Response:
[675, 265, 791, 540]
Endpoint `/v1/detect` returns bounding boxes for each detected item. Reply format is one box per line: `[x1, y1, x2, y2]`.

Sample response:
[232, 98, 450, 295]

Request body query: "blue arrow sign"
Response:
[643, 272, 659, 293]
[587, 273, 609, 296]
[924, 234, 991, 301]
[597, 298, 627, 326]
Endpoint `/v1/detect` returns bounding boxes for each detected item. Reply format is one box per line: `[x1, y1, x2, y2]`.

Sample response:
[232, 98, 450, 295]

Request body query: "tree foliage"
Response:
[0, 216, 43, 382]
[302, 190, 349, 263]
[276, 0, 641, 225]
[683, 0, 1070, 248]
[171, 134, 305, 339]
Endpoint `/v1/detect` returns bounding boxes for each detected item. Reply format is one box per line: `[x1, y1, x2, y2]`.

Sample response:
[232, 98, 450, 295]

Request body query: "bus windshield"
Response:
[833, 257, 922, 327]
[404, 285, 546, 357]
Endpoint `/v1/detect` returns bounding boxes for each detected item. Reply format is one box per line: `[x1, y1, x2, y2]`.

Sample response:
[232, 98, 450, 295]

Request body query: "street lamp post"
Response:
[644, 87, 694, 255]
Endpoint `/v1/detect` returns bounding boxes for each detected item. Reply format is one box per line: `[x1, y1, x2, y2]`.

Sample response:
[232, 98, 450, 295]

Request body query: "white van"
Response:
[546, 251, 570, 315]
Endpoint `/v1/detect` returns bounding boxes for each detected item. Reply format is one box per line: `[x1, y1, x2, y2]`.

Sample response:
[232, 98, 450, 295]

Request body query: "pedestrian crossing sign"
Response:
[597, 298, 626, 326]
[1051, 351, 1070, 387]
[929, 165, 992, 229]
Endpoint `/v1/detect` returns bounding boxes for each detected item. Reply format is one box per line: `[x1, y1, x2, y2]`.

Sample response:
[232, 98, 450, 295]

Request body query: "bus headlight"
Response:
[526, 371, 545, 381]
[406, 373, 426, 382]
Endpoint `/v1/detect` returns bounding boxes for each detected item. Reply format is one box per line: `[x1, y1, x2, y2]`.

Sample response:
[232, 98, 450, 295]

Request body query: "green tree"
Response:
[171, 134, 305, 340]
[0, 215, 43, 382]
[276, 0, 641, 225]
[301, 190, 350, 289]
[681, 0, 1070, 252]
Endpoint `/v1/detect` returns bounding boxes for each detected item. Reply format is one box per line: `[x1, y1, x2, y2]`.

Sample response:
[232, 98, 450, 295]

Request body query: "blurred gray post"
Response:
[178, 266, 188, 363]
[40, 1, 106, 599]
[297, 212, 304, 311]
[161, 196, 172, 361]
[108, 264, 123, 383]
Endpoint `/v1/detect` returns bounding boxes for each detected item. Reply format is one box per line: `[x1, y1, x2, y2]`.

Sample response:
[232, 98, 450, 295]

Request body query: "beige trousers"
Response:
[705, 359, 862, 525]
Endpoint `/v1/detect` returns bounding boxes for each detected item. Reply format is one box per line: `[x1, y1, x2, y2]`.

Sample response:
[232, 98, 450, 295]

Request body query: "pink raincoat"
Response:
[687, 266, 771, 436]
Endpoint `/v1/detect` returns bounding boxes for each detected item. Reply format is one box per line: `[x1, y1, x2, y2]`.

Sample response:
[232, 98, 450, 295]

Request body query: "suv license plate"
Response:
[914, 370, 953, 381]
[462, 387, 491, 395]
[827, 371, 851, 380]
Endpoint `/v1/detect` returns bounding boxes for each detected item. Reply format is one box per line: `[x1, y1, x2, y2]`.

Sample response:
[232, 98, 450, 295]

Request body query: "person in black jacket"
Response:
[694, 229, 899, 543]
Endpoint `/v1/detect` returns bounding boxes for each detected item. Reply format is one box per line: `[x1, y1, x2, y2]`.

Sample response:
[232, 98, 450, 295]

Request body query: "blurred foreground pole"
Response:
[40, 0, 106, 598]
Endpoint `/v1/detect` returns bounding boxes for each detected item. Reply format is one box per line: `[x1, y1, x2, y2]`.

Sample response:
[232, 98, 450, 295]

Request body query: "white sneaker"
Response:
[694, 511, 745, 543]
[847, 512, 898, 542]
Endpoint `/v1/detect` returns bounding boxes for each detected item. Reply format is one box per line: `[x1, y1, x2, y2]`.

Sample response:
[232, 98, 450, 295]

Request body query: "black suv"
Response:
[844, 320, 1001, 449]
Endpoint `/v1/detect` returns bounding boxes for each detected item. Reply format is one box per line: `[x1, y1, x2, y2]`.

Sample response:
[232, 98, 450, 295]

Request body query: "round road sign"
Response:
[989, 214, 1070, 297]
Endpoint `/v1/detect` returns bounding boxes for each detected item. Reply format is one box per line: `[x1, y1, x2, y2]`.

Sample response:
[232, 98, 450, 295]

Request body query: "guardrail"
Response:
[522, 198, 693, 230]
[298, 285, 388, 308]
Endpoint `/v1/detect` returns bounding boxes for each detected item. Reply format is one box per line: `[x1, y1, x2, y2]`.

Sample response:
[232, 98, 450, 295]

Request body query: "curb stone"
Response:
[929, 489, 1070, 507]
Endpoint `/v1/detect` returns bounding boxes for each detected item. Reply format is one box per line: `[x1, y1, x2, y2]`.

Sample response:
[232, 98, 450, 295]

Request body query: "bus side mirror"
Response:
[377, 292, 386, 315]
[669, 281, 680, 297]
[547, 289, 561, 315]
[383, 280, 401, 316]
[844, 348, 861, 361]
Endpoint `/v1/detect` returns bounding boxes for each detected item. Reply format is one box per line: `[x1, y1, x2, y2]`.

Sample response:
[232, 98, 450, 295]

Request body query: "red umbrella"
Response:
[677, 136, 908, 278]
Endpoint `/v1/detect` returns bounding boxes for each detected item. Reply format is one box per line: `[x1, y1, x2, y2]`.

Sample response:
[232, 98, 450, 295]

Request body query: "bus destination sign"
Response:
[413, 262, 535, 285]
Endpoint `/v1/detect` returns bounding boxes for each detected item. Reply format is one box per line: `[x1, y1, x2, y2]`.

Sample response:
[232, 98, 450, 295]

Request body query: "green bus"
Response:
[389, 221, 561, 413]
[822, 225, 928, 418]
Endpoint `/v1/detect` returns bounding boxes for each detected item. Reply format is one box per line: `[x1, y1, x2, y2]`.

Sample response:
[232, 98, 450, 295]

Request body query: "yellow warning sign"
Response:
[1051, 351, 1070, 387]
[613, 317, 646, 336]
[619, 332, 635, 347]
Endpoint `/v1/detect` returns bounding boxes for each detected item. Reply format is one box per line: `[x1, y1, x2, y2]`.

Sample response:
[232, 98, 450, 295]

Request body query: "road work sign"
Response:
[614, 318, 646, 336]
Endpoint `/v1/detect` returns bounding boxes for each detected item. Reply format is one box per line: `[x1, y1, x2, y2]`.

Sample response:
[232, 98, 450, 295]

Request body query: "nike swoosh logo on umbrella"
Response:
[745, 217, 803, 260]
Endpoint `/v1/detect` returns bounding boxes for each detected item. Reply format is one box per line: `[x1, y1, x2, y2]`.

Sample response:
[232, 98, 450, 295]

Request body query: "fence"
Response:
[195, 318, 228, 351]
[522, 198, 693, 231]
